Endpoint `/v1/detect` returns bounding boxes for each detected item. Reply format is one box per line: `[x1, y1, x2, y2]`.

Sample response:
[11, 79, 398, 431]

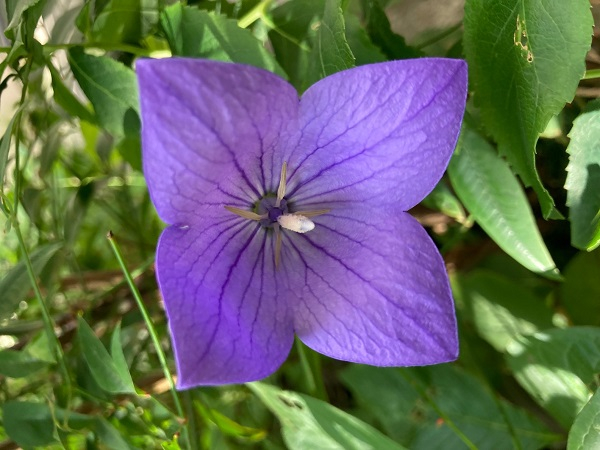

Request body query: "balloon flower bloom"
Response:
[137, 58, 467, 388]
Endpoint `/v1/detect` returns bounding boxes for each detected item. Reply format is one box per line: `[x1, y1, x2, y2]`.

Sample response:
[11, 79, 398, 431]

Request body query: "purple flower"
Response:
[137, 58, 467, 388]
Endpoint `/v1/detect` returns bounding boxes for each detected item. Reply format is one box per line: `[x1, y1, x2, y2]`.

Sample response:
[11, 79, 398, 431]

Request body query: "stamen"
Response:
[278, 214, 315, 233]
[292, 208, 331, 218]
[276, 161, 287, 207]
[274, 223, 282, 268]
[224, 206, 266, 221]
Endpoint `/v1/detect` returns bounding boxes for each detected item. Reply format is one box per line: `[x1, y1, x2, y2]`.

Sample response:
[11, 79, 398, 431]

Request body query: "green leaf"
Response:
[565, 99, 600, 250]
[268, 0, 321, 90]
[421, 180, 466, 223]
[506, 327, 600, 428]
[4, 0, 45, 40]
[77, 316, 136, 394]
[341, 365, 558, 449]
[568, 388, 600, 450]
[360, 0, 422, 60]
[161, 5, 285, 77]
[91, 0, 159, 45]
[0, 350, 49, 377]
[455, 270, 554, 352]
[48, 61, 96, 124]
[248, 382, 407, 450]
[68, 47, 140, 139]
[343, 13, 386, 65]
[560, 250, 600, 327]
[463, 0, 593, 219]
[0, 241, 63, 319]
[0, 104, 24, 186]
[110, 322, 135, 392]
[2, 401, 58, 447]
[448, 124, 559, 279]
[305, 0, 354, 88]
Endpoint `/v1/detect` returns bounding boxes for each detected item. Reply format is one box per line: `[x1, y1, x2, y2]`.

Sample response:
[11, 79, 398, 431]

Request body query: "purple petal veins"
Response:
[137, 57, 467, 388]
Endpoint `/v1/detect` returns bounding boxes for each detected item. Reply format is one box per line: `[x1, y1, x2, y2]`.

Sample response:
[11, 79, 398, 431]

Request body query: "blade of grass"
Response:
[106, 231, 191, 448]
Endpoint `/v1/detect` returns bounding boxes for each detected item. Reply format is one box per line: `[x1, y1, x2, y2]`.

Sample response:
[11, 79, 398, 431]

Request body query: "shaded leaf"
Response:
[565, 99, 600, 250]
[506, 327, 600, 428]
[305, 0, 354, 88]
[248, 382, 406, 450]
[110, 322, 135, 392]
[567, 388, 600, 450]
[341, 365, 558, 450]
[91, 0, 159, 45]
[0, 350, 49, 377]
[0, 241, 63, 319]
[4, 0, 45, 40]
[48, 61, 96, 124]
[421, 180, 466, 223]
[0, 104, 24, 186]
[463, 0, 593, 218]
[2, 401, 58, 447]
[77, 316, 136, 394]
[560, 250, 600, 326]
[68, 47, 140, 139]
[360, 0, 421, 60]
[161, 5, 285, 76]
[343, 13, 386, 65]
[448, 124, 559, 278]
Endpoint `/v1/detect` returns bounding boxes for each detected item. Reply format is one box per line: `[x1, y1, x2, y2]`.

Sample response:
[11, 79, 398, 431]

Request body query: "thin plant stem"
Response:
[12, 224, 73, 403]
[238, 0, 272, 29]
[583, 69, 600, 80]
[294, 338, 328, 401]
[106, 231, 191, 449]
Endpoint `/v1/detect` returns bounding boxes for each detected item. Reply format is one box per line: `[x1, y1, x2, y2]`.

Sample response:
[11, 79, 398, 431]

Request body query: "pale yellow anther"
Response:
[292, 208, 331, 218]
[276, 161, 287, 207]
[224, 206, 266, 221]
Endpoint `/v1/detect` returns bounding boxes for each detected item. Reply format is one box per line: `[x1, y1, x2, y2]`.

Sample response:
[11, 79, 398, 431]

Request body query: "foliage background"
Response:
[1, 0, 600, 448]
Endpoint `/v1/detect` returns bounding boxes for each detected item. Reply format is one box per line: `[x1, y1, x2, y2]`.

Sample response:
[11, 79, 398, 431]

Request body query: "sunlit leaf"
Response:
[463, 0, 593, 218]
[568, 388, 600, 450]
[248, 382, 407, 450]
[565, 99, 600, 251]
[448, 124, 559, 278]
[506, 327, 600, 428]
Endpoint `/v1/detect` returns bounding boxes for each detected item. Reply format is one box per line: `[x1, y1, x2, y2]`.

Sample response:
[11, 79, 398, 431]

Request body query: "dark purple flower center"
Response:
[257, 197, 289, 228]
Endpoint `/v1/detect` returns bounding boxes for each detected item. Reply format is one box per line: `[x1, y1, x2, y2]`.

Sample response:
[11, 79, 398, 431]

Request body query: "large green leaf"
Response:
[77, 316, 136, 394]
[68, 47, 140, 139]
[568, 388, 600, 450]
[305, 0, 354, 88]
[565, 99, 600, 251]
[48, 61, 96, 124]
[506, 327, 600, 428]
[454, 270, 554, 352]
[248, 382, 407, 450]
[448, 124, 559, 278]
[161, 4, 285, 77]
[91, 0, 158, 45]
[2, 401, 59, 447]
[0, 104, 24, 186]
[341, 365, 558, 449]
[463, 0, 593, 218]
[0, 241, 63, 319]
[560, 250, 600, 326]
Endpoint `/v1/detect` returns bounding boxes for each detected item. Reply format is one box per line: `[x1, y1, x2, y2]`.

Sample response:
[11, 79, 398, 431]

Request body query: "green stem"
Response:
[0, 42, 165, 57]
[12, 224, 73, 402]
[106, 231, 191, 449]
[583, 69, 600, 80]
[294, 338, 328, 401]
[238, 0, 272, 28]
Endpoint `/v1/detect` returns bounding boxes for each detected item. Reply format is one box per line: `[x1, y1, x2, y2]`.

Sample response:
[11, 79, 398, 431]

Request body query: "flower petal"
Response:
[284, 208, 457, 365]
[137, 59, 298, 225]
[285, 58, 467, 211]
[156, 218, 294, 387]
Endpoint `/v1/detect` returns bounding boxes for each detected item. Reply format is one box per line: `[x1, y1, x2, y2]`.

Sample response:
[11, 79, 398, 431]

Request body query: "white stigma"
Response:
[277, 214, 315, 233]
